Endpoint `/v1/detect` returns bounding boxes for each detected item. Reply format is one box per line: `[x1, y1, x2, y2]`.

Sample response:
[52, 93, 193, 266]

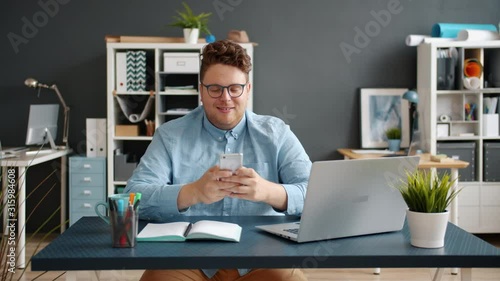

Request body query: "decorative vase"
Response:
[183, 28, 199, 44]
[406, 209, 449, 248]
[387, 139, 401, 152]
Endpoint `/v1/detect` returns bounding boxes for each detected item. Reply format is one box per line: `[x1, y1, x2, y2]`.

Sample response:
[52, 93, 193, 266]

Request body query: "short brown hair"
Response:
[200, 40, 252, 82]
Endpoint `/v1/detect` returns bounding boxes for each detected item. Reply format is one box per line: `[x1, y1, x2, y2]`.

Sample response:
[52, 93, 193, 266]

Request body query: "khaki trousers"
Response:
[140, 268, 308, 281]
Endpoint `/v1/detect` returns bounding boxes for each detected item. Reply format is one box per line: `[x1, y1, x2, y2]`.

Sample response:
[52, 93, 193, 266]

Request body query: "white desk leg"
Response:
[461, 268, 471, 281]
[450, 168, 459, 275]
[17, 166, 26, 268]
[61, 155, 67, 233]
[450, 168, 459, 226]
[2, 167, 7, 235]
[432, 268, 444, 281]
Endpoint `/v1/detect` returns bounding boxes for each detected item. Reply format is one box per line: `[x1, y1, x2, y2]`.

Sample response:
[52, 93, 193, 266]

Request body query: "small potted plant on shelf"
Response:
[394, 170, 461, 248]
[169, 2, 212, 44]
[385, 127, 401, 152]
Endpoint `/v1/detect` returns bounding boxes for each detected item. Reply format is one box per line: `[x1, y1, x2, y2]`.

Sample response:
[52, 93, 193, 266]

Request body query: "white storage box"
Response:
[483, 114, 499, 136]
[163, 53, 199, 73]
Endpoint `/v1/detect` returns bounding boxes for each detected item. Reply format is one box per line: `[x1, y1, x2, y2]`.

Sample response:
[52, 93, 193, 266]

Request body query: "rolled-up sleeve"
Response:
[278, 126, 312, 215]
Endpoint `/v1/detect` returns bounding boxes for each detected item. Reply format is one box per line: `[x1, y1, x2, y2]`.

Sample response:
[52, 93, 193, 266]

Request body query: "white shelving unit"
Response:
[106, 42, 254, 196]
[417, 40, 500, 233]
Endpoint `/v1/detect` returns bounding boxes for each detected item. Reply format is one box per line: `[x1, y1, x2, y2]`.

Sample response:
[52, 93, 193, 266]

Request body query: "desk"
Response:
[1, 148, 71, 268]
[337, 149, 469, 227]
[32, 216, 500, 281]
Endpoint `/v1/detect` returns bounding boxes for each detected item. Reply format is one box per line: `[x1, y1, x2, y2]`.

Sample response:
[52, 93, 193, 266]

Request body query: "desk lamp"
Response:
[402, 89, 419, 149]
[24, 78, 70, 149]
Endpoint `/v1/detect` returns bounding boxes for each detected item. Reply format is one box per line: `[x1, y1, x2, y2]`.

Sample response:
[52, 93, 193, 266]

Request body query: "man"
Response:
[125, 40, 311, 281]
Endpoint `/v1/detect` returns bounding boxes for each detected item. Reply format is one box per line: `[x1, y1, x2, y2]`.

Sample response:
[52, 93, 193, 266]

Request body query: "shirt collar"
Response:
[202, 112, 247, 141]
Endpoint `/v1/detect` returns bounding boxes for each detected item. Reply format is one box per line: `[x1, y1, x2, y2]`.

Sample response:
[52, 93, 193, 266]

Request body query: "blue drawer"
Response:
[71, 186, 104, 200]
[70, 199, 102, 213]
[69, 156, 106, 226]
[70, 157, 105, 174]
[71, 173, 104, 187]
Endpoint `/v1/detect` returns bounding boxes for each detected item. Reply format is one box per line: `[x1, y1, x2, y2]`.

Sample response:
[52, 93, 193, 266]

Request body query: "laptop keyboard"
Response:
[284, 228, 299, 234]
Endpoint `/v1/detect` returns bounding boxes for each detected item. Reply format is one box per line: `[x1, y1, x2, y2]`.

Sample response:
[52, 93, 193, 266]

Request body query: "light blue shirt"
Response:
[124, 106, 311, 277]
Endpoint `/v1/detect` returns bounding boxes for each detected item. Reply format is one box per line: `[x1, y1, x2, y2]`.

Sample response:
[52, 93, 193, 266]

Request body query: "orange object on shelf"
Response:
[463, 58, 483, 77]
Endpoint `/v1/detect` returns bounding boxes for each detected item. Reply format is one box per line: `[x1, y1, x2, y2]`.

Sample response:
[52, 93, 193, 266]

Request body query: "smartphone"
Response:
[219, 153, 243, 173]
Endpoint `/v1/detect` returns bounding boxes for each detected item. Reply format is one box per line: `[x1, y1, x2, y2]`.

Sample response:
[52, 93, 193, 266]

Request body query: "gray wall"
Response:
[1, 0, 499, 230]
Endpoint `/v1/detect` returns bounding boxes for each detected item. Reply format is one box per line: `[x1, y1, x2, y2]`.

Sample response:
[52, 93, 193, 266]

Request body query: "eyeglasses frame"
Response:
[200, 82, 248, 98]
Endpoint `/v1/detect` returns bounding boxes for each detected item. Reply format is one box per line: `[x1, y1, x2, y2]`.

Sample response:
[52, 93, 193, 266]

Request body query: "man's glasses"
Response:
[201, 82, 247, 98]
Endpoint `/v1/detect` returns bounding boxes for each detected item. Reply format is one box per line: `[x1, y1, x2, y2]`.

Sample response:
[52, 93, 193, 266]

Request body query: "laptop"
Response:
[256, 156, 420, 243]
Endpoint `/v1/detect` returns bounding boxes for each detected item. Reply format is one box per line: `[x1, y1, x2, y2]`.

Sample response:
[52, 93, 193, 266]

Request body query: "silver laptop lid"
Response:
[296, 156, 419, 243]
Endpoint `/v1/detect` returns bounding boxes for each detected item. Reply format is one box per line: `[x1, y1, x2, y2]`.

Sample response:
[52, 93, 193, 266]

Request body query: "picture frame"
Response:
[360, 88, 410, 148]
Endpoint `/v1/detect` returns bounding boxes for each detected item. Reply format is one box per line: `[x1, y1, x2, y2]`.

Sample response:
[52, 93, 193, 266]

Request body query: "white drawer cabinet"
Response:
[69, 157, 106, 226]
[458, 182, 500, 233]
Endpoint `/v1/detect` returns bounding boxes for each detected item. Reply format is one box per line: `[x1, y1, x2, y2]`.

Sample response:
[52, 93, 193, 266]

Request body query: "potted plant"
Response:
[169, 2, 212, 44]
[394, 170, 461, 248]
[385, 127, 401, 152]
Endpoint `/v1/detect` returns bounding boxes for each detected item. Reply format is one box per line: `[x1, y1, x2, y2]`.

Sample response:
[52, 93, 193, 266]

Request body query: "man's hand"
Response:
[220, 167, 288, 211]
[177, 166, 239, 210]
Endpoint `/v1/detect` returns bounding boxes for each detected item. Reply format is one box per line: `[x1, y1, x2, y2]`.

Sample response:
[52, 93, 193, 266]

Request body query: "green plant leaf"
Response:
[168, 2, 212, 35]
[392, 169, 460, 213]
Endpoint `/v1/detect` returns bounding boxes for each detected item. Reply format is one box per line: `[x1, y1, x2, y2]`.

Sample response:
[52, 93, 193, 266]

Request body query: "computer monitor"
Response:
[25, 104, 59, 149]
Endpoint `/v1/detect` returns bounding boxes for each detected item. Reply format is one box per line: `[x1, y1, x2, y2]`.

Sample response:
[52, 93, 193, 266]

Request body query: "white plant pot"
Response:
[183, 28, 199, 44]
[406, 209, 449, 248]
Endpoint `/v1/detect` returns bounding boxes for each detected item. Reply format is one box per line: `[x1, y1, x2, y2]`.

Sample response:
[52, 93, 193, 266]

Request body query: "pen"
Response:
[133, 199, 141, 211]
[111, 199, 119, 213]
[134, 193, 142, 204]
[133, 193, 142, 210]
[123, 205, 134, 246]
[116, 199, 127, 246]
[117, 199, 125, 215]
[183, 223, 193, 237]
[129, 193, 135, 206]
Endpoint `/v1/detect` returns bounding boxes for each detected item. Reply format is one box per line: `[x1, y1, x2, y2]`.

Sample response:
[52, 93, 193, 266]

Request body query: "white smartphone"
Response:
[219, 153, 243, 173]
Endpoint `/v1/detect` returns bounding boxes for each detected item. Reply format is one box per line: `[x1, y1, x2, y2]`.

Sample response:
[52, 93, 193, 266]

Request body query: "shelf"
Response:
[437, 88, 500, 95]
[481, 181, 500, 185]
[438, 121, 479, 124]
[113, 181, 127, 185]
[114, 91, 153, 95]
[159, 90, 198, 95]
[426, 40, 500, 48]
[482, 136, 500, 140]
[437, 136, 480, 141]
[158, 110, 192, 115]
[113, 136, 153, 141]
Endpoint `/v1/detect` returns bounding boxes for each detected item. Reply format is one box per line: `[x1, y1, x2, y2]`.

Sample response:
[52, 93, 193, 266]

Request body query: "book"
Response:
[137, 220, 242, 242]
[430, 154, 455, 163]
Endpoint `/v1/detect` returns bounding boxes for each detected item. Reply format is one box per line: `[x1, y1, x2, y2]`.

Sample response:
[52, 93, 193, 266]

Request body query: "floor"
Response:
[2, 234, 500, 281]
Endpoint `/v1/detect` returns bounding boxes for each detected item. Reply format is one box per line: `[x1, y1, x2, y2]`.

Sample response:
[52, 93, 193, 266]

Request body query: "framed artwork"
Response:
[360, 88, 410, 148]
